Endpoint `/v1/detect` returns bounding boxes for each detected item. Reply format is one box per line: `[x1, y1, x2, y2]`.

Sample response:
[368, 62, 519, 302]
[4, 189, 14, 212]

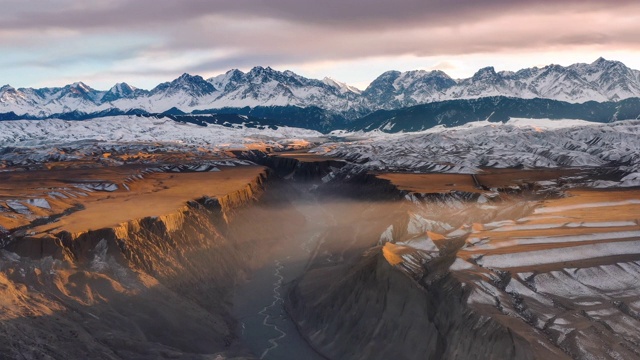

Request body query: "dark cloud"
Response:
[158, 6, 640, 60]
[1, 0, 640, 88]
[1, 0, 636, 31]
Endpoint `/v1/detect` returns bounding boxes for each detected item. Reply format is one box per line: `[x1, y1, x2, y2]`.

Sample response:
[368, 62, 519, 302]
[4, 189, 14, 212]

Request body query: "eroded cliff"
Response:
[287, 171, 640, 360]
[0, 167, 309, 359]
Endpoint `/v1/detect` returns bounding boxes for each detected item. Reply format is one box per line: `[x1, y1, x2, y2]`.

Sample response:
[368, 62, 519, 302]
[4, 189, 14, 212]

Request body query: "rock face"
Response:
[286, 183, 551, 360]
[237, 150, 346, 181]
[287, 173, 640, 360]
[289, 252, 564, 360]
[0, 169, 307, 359]
[1, 151, 639, 359]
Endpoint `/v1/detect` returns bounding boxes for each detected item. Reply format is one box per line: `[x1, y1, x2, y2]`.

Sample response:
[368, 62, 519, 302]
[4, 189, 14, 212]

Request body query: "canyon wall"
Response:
[0, 169, 308, 359]
[286, 180, 571, 360]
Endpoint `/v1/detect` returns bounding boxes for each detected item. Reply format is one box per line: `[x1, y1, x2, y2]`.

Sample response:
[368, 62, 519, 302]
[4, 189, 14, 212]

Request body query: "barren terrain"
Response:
[0, 144, 639, 359]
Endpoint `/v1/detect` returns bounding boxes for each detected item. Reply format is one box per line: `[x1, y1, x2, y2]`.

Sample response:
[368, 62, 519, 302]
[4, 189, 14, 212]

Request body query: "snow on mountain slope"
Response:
[362, 70, 457, 109]
[0, 115, 322, 149]
[2, 58, 640, 117]
[204, 67, 362, 112]
[1, 115, 638, 187]
[101, 82, 144, 103]
[448, 58, 640, 103]
[443, 66, 546, 101]
[208, 69, 245, 93]
[323, 77, 362, 94]
[363, 58, 640, 109]
[0, 83, 114, 116]
[316, 119, 640, 185]
[107, 74, 220, 113]
[0, 86, 38, 114]
[569, 57, 640, 101]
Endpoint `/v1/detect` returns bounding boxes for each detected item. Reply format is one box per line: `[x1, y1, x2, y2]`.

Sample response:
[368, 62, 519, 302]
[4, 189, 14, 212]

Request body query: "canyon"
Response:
[4, 2, 640, 359]
[1, 144, 639, 359]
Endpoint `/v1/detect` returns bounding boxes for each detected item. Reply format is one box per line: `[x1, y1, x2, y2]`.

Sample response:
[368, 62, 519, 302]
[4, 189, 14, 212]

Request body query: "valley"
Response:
[4, 2, 640, 359]
[1, 144, 639, 359]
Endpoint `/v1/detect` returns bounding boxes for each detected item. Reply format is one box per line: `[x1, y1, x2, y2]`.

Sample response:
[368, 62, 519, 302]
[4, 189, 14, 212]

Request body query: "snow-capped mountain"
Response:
[0, 85, 38, 113]
[1, 58, 640, 118]
[204, 66, 363, 112]
[151, 73, 217, 98]
[0, 67, 366, 117]
[365, 58, 640, 109]
[322, 77, 362, 95]
[0, 81, 130, 116]
[452, 57, 640, 103]
[362, 69, 457, 109]
[101, 83, 146, 103]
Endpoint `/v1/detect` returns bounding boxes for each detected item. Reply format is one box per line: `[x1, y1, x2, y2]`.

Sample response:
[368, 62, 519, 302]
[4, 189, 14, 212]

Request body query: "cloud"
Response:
[1, 0, 640, 88]
[162, 7, 640, 64]
[2, 0, 637, 31]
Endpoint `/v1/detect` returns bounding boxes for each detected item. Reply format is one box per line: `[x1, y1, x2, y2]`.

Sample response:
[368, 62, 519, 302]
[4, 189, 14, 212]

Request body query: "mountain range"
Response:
[2, 58, 640, 120]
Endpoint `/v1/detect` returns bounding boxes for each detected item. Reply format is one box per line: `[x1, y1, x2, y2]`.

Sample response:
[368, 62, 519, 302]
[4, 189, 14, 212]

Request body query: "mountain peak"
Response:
[247, 66, 281, 76]
[593, 57, 608, 65]
[323, 77, 362, 94]
[471, 67, 500, 82]
[100, 82, 140, 102]
[589, 57, 628, 71]
[207, 69, 246, 92]
[428, 69, 452, 77]
[171, 73, 211, 85]
[177, 73, 199, 81]
[2, 58, 640, 117]
[227, 68, 244, 76]
[68, 81, 93, 92]
[474, 66, 496, 75]
[152, 73, 217, 97]
[110, 82, 135, 91]
[108, 82, 137, 96]
[59, 82, 98, 100]
[245, 66, 292, 85]
[380, 70, 402, 77]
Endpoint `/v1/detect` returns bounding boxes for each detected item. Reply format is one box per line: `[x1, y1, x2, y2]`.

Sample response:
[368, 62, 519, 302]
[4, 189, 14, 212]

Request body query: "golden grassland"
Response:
[0, 163, 265, 236]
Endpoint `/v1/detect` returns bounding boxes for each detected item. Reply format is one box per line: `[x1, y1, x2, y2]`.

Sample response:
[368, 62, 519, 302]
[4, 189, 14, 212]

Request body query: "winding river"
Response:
[231, 193, 329, 360]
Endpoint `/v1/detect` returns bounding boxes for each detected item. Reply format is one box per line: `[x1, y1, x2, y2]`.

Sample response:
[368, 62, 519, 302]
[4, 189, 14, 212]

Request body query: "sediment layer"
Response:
[0, 166, 299, 359]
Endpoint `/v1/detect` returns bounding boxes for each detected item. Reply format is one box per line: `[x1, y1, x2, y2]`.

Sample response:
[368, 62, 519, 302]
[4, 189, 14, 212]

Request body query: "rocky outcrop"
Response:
[237, 150, 346, 181]
[286, 181, 570, 360]
[288, 251, 568, 360]
[9, 170, 269, 263]
[4, 156, 632, 359]
[0, 168, 310, 359]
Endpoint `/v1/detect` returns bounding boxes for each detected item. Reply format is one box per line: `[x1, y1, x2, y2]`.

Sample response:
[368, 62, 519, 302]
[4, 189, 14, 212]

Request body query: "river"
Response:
[231, 192, 330, 360]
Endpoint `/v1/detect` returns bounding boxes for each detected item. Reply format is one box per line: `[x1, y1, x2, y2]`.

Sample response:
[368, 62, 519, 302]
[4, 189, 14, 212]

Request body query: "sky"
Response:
[2, 0, 640, 90]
